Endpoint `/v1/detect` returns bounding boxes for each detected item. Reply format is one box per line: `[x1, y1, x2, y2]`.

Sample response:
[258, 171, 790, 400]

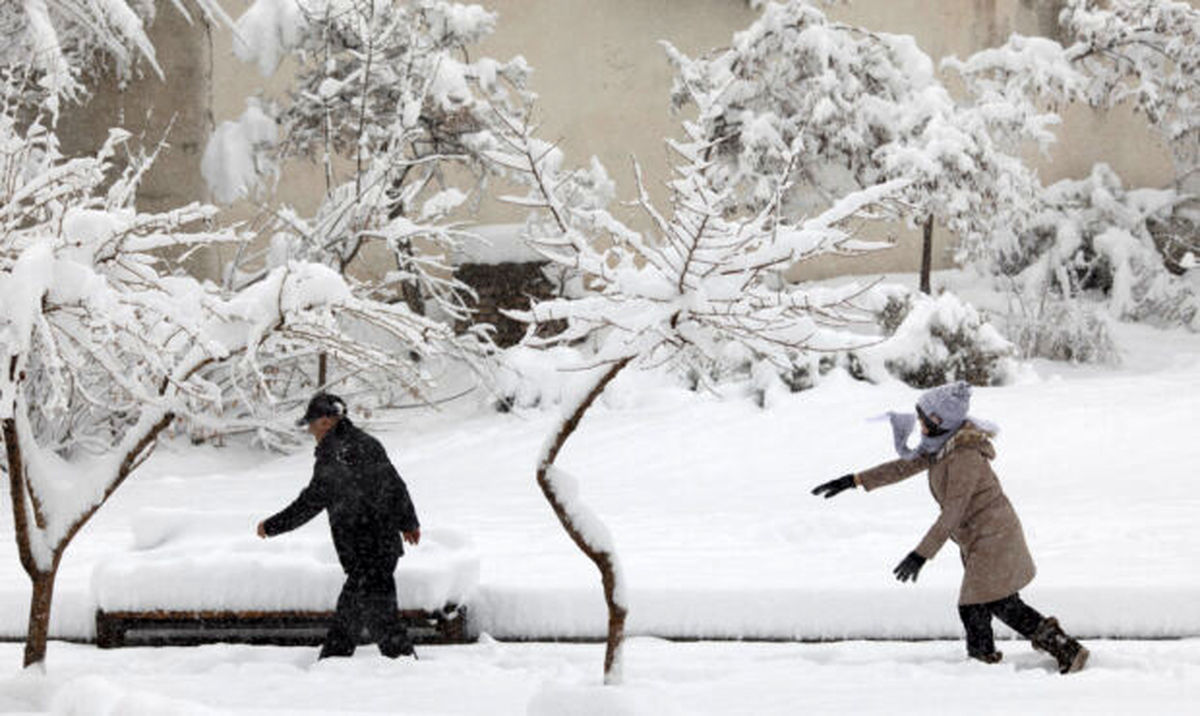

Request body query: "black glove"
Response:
[893, 551, 927, 583]
[811, 474, 856, 499]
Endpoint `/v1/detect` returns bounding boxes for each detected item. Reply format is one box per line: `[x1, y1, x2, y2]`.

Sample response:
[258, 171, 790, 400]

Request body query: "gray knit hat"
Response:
[886, 381, 986, 459]
[916, 381, 972, 434]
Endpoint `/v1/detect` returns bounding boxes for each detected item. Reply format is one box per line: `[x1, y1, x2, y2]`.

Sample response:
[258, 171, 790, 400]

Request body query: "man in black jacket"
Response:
[257, 393, 421, 659]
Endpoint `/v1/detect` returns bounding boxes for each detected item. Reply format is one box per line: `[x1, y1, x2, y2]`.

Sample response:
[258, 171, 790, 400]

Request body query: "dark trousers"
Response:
[958, 593, 1045, 656]
[319, 569, 412, 659]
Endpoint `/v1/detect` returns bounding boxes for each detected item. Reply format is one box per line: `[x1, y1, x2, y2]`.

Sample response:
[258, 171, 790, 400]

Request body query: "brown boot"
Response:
[1031, 617, 1089, 674]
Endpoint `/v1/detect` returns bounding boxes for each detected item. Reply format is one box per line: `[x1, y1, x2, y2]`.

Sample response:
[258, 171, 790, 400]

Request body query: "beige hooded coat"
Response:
[855, 423, 1036, 605]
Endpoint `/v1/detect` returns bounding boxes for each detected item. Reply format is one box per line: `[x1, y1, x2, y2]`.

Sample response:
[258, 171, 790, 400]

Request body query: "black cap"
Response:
[296, 393, 347, 426]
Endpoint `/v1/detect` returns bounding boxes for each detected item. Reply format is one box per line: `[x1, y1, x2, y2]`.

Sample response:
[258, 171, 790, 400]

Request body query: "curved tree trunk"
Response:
[536, 356, 633, 684]
[4, 410, 174, 668]
[3, 415, 53, 668]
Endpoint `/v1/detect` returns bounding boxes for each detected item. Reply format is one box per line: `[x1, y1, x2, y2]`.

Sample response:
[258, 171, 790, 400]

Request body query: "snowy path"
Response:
[3, 326, 1200, 642]
[2, 639, 1198, 715]
[1, 321, 1198, 711]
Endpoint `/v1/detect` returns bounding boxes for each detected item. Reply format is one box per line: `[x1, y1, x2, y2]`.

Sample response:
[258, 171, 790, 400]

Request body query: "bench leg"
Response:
[95, 612, 126, 649]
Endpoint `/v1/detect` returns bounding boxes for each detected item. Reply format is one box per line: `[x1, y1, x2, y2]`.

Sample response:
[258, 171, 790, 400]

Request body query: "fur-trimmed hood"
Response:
[936, 422, 997, 462]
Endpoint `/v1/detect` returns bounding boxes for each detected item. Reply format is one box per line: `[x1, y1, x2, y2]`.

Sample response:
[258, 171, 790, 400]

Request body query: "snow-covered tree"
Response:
[0, 78, 453, 667]
[487, 87, 905, 680]
[2, 0, 231, 115]
[1060, 0, 1200, 300]
[940, 34, 1087, 265]
[202, 0, 533, 433]
[1004, 164, 1196, 328]
[663, 0, 1044, 294]
[214, 0, 530, 316]
[1059, 0, 1200, 190]
[946, 0, 1199, 331]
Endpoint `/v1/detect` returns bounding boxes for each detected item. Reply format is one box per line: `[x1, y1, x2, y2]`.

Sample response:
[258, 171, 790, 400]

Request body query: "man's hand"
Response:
[256, 521, 268, 539]
[403, 529, 421, 546]
[811, 474, 856, 499]
[893, 551, 926, 583]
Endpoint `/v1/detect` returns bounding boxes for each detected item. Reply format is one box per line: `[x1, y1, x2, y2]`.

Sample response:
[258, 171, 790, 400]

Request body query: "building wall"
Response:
[61, 1, 1184, 284]
[469, 0, 1177, 281]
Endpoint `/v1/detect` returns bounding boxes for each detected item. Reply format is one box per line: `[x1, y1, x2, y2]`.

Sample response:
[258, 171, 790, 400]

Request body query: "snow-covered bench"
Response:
[91, 509, 479, 648]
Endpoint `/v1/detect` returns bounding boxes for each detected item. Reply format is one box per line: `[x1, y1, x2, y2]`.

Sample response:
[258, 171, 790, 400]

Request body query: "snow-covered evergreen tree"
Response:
[663, 0, 1044, 292]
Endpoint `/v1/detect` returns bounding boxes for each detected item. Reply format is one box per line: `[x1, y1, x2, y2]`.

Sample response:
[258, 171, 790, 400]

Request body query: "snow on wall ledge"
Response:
[469, 585, 1200, 642]
[91, 509, 479, 613]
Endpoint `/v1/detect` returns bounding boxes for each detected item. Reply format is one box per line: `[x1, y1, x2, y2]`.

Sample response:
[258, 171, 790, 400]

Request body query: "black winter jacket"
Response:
[263, 418, 420, 574]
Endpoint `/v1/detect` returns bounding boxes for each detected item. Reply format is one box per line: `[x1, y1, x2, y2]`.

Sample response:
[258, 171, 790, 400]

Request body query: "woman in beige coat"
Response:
[812, 382, 1088, 674]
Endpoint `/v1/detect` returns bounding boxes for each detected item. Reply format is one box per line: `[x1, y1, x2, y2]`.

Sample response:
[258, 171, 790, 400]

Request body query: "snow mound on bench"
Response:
[92, 509, 478, 613]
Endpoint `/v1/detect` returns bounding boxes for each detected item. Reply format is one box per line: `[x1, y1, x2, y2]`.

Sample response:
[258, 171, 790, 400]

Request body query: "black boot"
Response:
[959, 603, 1002, 665]
[968, 649, 1003, 664]
[1031, 617, 1089, 674]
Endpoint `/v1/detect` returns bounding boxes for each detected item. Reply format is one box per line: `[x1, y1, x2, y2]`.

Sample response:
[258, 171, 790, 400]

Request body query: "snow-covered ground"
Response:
[2, 313, 1199, 713]
[2, 638, 1199, 715]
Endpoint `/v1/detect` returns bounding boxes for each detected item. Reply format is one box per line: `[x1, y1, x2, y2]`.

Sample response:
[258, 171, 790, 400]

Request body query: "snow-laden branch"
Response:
[2, 0, 233, 114]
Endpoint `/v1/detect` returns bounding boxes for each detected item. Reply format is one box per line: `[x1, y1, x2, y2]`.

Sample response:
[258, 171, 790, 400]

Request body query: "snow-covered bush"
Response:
[1001, 290, 1120, 365]
[491, 345, 590, 412]
[707, 286, 1019, 397]
[1000, 165, 1198, 329]
[853, 290, 1019, 388]
[947, 1, 1200, 330]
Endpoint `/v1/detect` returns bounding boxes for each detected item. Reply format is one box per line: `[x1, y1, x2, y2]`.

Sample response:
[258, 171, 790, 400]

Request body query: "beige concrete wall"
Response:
[209, 0, 326, 218]
[473, 0, 759, 217]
